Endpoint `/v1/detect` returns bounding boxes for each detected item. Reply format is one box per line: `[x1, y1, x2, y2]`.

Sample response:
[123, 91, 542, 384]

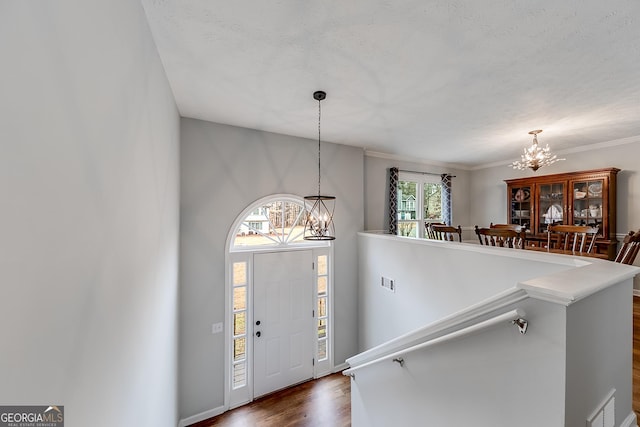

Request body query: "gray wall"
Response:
[357, 233, 572, 350]
[364, 155, 471, 232]
[179, 119, 364, 419]
[0, 2, 180, 427]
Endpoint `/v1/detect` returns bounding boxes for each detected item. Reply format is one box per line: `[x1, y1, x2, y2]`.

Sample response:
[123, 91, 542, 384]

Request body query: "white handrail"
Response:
[343, 308, 526, 376]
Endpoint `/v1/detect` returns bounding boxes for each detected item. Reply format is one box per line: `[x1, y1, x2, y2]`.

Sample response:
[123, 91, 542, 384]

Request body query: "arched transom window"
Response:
[231, 196, 322, 250]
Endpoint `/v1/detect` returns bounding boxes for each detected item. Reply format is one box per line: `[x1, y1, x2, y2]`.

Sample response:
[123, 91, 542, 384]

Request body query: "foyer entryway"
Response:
[227, 194, 334, 408]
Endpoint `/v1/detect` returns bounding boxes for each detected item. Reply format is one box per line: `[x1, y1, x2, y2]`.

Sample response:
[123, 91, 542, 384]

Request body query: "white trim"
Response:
[472, 135, 640, 170]
[365, 135, 640, 171]
[333, 362, 349, 372]
[364, 150, 470, 171]
[633, 289, 640, 298]
[178, 405, 225, 427]
[226, 193, 330, 253]
[396, 172, 444, 238]
[312, 246, 335, 378]
[621, 411, 638, 427]
[225, 194, 333, 413]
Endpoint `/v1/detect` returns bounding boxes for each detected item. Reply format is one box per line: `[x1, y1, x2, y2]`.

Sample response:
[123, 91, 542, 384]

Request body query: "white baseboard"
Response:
[333, 362, 349, 373]
[633, 289, 640, 298]
[178, 405, 225, 427]
[621, 410, 638, 427]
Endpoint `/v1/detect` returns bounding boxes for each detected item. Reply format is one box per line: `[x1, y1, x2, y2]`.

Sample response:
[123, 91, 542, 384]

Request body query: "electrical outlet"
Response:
[212, 322, 223, 334]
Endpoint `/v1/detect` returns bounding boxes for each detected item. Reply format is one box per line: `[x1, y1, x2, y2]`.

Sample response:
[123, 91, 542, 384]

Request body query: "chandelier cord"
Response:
[317, 97, 321, 197]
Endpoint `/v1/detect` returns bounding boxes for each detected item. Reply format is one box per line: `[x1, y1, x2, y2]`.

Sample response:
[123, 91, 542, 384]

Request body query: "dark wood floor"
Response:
[192, 298, 640, 426]
[192, 373, 350, 427]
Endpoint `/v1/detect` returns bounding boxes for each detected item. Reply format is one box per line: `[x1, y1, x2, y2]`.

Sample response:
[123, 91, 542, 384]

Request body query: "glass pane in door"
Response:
[538, 182, 565, 233]
[572, 180, 603, 234]
[510, 186, 531, 230]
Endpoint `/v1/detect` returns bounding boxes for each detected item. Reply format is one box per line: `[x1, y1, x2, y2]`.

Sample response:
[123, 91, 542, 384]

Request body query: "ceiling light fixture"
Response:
[511, 129, 564, 172]
[304, 91, 336, 240]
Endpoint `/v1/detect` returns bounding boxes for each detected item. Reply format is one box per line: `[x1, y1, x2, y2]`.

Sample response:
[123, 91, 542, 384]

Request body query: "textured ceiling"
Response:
[141, 0, 640, 168]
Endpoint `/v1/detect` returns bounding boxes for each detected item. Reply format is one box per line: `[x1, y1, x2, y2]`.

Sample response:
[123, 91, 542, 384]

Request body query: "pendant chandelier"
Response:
[304, 91, 336, 240]
[511, 129, 564, 172]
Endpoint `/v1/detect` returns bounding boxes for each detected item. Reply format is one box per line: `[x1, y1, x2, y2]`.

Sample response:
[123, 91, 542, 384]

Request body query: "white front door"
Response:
[253, 250, 314, 398]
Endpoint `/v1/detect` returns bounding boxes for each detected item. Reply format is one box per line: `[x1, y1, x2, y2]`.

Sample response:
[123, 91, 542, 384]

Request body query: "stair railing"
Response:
[343, 308, 527, 378]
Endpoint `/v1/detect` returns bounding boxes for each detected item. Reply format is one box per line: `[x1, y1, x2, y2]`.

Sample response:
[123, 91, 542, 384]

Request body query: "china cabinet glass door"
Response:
[571, 179, 604, 235]
[537, 182, 566, 234]
[510, 186, 531, 229]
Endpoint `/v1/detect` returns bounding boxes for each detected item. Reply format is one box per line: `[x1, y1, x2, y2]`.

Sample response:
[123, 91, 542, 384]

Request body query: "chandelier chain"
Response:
[317, 97, 321, 196]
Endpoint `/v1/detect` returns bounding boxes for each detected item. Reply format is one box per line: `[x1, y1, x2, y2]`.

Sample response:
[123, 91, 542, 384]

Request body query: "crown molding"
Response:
[364, 150, 472, 171]
[365, 135, 640, 172]
[471, 135, 640, 171]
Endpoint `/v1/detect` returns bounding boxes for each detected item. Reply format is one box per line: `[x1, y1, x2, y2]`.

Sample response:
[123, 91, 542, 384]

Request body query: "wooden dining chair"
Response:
[425, 222, 446, 239]
[430, 224, 463, 242]
[546, 224, 599, 253]
[614, 230, 640, 265]
[490, 223, 524, 232]
[475, 226, 526, 249]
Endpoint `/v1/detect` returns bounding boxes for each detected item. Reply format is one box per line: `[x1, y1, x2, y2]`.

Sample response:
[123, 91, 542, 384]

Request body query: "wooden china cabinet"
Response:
[505, 168, 620, 259]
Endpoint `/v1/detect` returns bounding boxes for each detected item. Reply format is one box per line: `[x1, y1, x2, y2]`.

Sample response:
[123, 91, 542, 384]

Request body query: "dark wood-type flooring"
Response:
[194, 297, 640, 426]
[192, 373, 350, 427]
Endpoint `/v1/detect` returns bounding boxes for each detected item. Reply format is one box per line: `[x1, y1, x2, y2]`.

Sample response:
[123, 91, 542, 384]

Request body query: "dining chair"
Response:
[546, 224, 599, 253]
[475, 226, 526, 249]
[425, 222, 446, 239]
[614, 230, 640, 265]
[430, 224, 463, 242]
[490, 223, 524, 232]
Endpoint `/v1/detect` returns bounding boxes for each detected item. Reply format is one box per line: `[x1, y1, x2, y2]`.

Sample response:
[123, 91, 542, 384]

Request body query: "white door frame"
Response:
[224, 194, 334, 410]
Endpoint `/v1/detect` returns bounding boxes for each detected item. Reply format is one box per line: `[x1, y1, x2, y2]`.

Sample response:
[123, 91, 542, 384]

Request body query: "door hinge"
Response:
[313, 358, 315, 366]
[312, 309, 315, 317]
[312, 261, 315, 270]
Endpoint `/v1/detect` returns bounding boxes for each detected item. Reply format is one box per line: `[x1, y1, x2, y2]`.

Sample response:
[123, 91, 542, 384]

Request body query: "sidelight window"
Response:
[232, 261, 248, 389]
[316, 254, 329, 361]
